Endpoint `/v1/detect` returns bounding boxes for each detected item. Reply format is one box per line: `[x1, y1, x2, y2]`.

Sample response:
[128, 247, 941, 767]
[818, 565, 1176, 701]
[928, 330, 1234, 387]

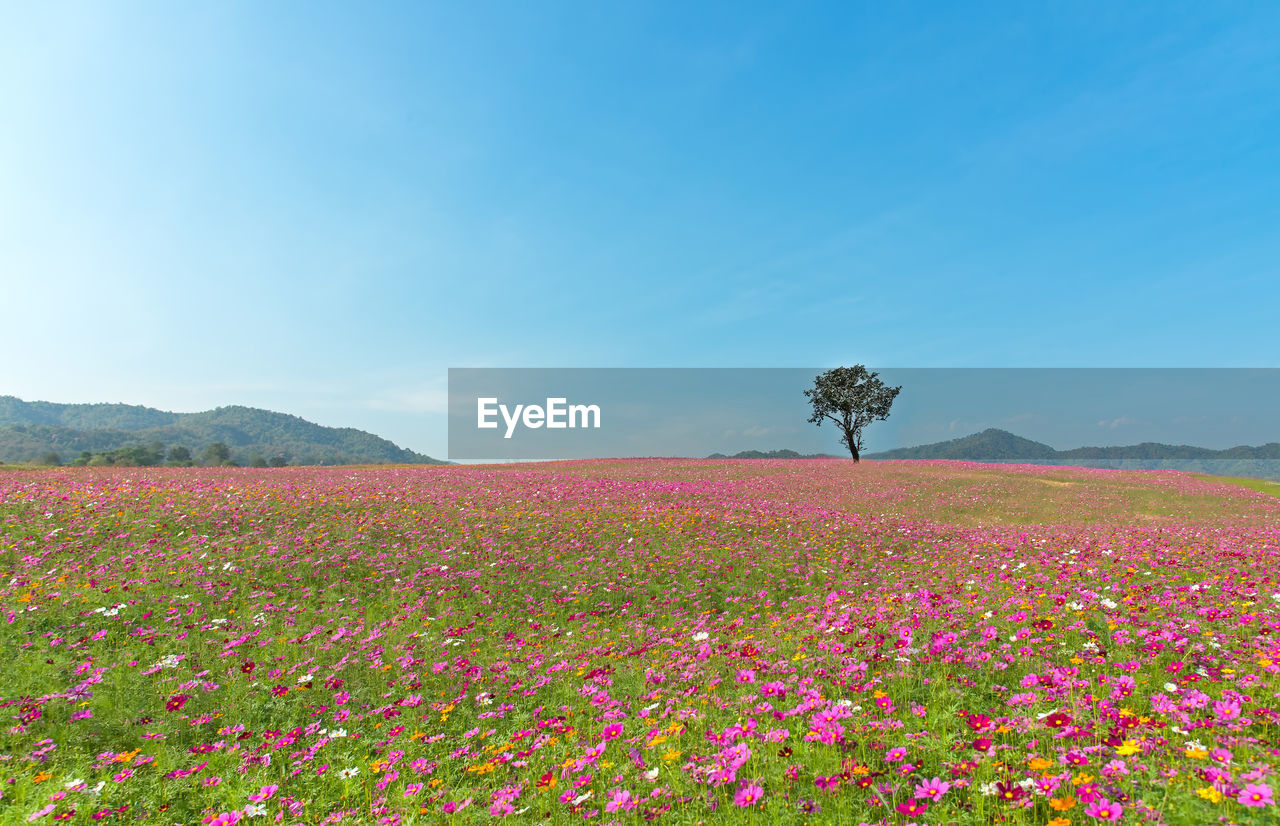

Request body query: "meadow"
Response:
[1, 460, 1278, 825]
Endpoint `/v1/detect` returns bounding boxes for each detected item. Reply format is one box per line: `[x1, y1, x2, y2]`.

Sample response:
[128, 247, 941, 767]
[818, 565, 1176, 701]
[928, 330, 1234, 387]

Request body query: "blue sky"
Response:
[3, 2, 1279, 458]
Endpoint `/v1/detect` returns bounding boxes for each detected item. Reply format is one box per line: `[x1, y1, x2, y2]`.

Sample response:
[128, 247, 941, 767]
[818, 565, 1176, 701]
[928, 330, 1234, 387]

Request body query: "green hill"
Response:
[866, 428, 1280, 480]
[0, 396, 445, 466]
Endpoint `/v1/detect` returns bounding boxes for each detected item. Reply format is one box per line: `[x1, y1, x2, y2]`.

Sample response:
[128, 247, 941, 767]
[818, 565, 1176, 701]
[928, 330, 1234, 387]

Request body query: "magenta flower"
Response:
[734, 783, 763, 807]
[1084, 798, 1123, 821]
[247, 785, 278, 802]
[1238, 784, 1275, 807]
[914, 777, 951, 800]
[896, 799, 928, 816]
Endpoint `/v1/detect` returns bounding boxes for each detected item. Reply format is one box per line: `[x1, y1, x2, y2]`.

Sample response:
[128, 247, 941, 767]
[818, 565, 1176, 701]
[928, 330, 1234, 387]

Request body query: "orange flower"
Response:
[33, 771, 52, 783]
[1050, 796, 1076, 811]
[1048, 818, 1071, 826]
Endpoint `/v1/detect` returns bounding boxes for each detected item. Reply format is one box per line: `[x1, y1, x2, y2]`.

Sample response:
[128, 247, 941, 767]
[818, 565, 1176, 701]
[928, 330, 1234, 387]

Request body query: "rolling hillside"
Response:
[0, 396, 445, 466]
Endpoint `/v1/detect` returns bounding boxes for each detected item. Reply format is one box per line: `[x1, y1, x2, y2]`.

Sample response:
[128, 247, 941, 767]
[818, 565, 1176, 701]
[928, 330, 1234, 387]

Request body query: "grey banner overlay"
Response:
[447, 368, 1280, 476]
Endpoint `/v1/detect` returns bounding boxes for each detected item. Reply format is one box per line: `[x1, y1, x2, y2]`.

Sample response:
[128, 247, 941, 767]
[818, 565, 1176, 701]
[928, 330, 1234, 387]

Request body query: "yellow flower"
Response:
[1186, 748, 1209, 760]
[1115, 740, 1140, 756]
[1071, 773, 1092, 786]
[1195, 786, 1223, 803]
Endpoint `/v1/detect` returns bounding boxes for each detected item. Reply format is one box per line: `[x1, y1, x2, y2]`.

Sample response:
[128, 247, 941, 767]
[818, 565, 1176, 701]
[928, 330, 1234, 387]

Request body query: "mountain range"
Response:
[706, 448, 838, 459]
[865, 428, 1280, 479]
[0, 396, 444, 466]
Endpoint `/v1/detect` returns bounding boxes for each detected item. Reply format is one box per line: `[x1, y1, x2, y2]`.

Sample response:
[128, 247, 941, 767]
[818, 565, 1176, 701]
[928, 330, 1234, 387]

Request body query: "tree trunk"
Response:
[846, 437, 860, 462]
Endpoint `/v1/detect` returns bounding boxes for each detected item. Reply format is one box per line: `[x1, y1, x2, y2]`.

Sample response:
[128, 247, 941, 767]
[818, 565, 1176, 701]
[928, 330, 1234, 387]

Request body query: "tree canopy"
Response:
[804, 366, 902, 462]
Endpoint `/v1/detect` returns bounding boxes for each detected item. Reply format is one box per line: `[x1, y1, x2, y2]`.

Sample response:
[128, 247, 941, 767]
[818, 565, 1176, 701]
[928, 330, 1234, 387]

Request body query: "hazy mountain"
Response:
[706, 448, 838, 459]
[0, 396, 445, 466]
[866, 428, 1280, 480]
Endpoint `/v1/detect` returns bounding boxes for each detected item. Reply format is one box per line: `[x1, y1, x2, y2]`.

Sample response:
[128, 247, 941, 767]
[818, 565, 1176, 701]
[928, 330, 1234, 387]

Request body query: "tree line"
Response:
[30, 442, 288, 468]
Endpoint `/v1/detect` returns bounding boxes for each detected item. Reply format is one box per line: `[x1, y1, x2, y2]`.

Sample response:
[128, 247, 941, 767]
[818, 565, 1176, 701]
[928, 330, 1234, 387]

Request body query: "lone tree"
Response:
[804, 365, 902, 462]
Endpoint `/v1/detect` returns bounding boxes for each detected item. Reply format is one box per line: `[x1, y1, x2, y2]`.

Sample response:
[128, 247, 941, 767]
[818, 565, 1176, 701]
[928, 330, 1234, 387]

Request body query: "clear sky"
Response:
[3, 2, 1278, 459]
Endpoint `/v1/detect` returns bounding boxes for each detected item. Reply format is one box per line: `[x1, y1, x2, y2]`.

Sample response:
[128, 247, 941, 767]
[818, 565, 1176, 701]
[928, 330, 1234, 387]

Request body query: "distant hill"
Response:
[707, 449, 839, 459]
[0, 396, 446, 466]
[866, 428, 1280, 480]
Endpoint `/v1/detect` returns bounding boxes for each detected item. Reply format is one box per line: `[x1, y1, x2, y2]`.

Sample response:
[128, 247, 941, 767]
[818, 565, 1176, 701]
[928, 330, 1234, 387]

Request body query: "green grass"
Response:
[1193, 472, 1280, 497]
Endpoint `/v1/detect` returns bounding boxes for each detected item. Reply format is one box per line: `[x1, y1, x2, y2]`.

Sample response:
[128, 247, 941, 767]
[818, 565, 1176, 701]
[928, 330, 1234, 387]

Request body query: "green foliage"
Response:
[804, 365, 902, 461]
[201, 442, 232, 465]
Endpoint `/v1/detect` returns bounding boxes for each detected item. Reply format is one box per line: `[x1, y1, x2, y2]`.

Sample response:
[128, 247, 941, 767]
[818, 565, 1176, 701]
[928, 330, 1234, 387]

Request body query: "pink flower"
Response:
[896, 799, 928, 816]
[734, 783, 763, 807]
[736, 669, 756, 684]
[602, 723, 623, 741]
[404, 783, 423, 797]
[885, 747, 908, 762]
[1084, 798, 1123, 821]
[1238, 784, 1275, 807]
[202, 814, 242, 826]
[247, 785, 278, 802]
[914, 777, 951, 800]
[605, 789, 637, 813]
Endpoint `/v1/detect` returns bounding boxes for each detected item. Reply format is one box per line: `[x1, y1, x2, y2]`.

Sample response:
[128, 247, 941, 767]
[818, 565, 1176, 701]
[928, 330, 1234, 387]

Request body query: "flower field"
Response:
[2, 460, 1279, 825]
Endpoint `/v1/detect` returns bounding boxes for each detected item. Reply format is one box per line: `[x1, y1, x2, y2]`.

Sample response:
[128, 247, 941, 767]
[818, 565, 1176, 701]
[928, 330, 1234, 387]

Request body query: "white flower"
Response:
[328, 728, 347, 738]
[1164, 682, 1178, 692]
[64, 778, 85, 790]
[1184, 739, 1206, 751]
[692, 632, 709, 642]
[244, 803, 267, 817]
[297, 673, 314, 684]
[1100, 598, 1118, 609]
[978, 782, 998, 796]
[338, 767, 359, 779]
[572, 792, 593, 805]
[642, 768, 659, 781]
